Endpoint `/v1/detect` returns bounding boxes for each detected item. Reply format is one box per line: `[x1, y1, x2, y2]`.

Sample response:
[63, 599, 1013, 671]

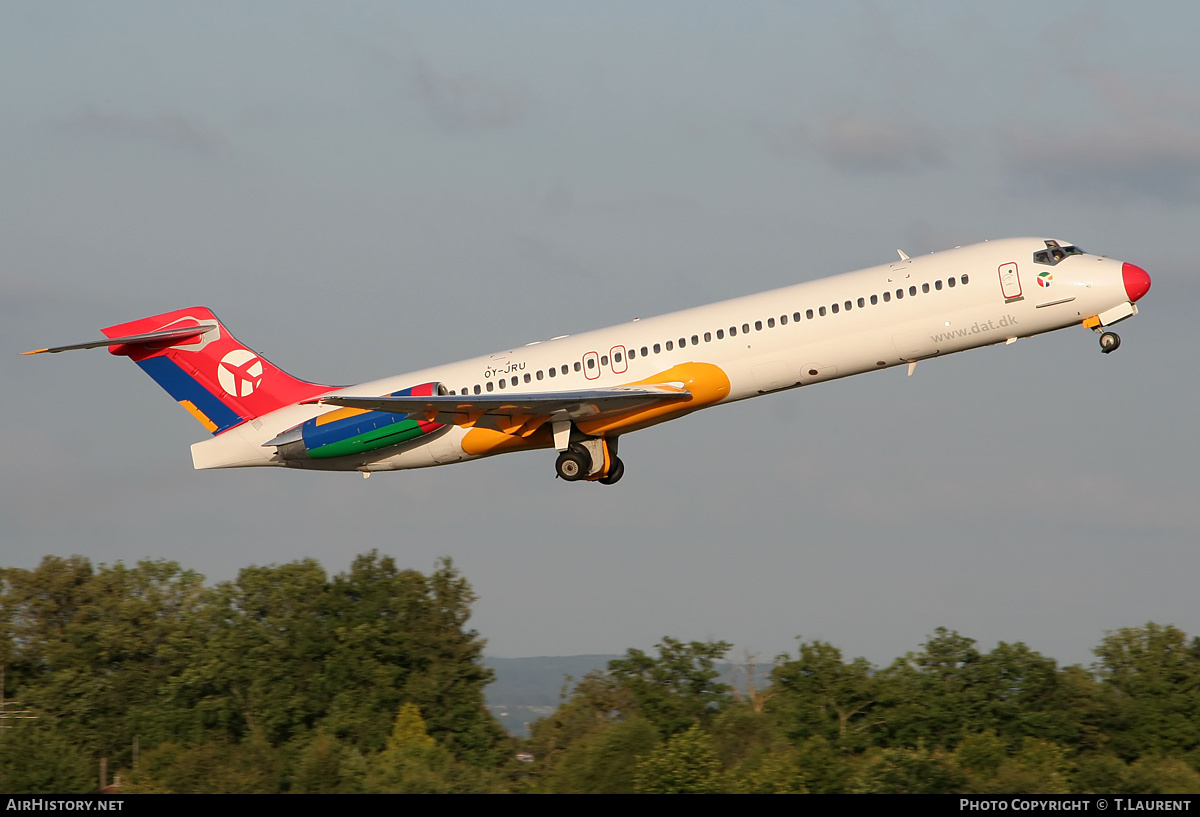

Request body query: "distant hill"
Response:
[482, 654, 776, 738]
[483, 655, 619, 737]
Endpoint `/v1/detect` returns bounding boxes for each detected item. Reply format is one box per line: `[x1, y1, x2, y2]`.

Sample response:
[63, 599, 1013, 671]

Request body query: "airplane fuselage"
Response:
[187, 237, 1148, 479]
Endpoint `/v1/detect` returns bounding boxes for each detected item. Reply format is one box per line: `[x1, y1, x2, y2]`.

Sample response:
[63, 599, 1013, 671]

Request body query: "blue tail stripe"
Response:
[136, 357, 244, 434]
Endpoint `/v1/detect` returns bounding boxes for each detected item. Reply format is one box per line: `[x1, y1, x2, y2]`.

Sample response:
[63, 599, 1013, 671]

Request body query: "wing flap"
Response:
[306, 385, 692, 428]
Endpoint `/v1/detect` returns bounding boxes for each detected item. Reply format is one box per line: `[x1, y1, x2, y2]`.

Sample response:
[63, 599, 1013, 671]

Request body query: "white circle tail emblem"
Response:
[218, 349, 265, 398]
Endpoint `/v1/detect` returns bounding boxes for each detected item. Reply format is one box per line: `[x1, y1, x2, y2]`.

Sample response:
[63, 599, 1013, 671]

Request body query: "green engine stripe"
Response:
[308, 419, 430, 459]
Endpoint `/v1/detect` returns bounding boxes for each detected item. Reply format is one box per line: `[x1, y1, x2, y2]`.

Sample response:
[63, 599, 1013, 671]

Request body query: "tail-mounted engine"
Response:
[266, 382, 446, 460]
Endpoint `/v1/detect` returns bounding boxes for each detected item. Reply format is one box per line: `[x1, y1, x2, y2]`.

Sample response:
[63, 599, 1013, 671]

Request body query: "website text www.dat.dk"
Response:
[931, 315, 1019, 343]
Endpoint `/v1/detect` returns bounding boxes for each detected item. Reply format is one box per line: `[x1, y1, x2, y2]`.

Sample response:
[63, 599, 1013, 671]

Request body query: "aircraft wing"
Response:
[306, 384, 692, 430]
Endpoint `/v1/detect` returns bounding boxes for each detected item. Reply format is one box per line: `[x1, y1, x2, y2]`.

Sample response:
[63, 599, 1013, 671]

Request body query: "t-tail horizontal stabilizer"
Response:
[24, 308, 330, 435]
[22, 324, 219, 356]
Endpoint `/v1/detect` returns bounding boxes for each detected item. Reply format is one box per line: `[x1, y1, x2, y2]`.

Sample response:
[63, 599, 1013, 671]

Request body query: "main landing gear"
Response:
[598, 456, 625, 485]
[554, 447, 588, 480]
[1099, 331, 1121, 354]
[553, 436, 624, 485]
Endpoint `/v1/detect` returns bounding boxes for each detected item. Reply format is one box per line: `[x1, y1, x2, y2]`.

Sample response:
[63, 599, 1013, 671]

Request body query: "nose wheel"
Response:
[1099, 331, 1121, 354]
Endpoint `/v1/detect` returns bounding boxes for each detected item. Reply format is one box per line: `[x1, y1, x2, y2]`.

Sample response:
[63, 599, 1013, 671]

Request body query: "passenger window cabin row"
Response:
[453, 275, 971, 395]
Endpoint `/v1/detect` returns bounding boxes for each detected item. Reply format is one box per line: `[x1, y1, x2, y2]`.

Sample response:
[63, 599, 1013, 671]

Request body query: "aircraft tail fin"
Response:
[27, 307, 332, 434]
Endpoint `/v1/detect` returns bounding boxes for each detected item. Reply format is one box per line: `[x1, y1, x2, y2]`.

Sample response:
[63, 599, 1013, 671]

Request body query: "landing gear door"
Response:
[999, 262, 1023, 302]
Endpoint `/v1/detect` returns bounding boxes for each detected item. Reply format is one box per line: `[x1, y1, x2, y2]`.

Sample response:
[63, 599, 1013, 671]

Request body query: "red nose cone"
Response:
[1122, 262, 1151, 302]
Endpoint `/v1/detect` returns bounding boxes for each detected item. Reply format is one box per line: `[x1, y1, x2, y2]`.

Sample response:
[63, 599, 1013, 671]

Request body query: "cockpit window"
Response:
[1033, 240, 1084, 266]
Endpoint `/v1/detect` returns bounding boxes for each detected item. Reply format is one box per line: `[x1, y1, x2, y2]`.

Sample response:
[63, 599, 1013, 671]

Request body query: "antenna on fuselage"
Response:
[897, 249, 909, 261]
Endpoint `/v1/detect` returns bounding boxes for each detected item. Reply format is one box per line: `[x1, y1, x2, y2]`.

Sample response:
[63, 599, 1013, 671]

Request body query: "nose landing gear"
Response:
[1099, 331, 1121, 354]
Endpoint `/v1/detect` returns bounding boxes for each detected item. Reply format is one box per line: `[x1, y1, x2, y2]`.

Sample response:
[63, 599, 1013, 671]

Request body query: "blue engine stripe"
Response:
[300, 383, 435, 449]
[302, 408, 409, 449]
[137, 357, 245, 434]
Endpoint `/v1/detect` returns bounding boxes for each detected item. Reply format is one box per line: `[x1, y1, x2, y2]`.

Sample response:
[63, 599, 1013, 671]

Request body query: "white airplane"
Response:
[25, 238, 1150, 484]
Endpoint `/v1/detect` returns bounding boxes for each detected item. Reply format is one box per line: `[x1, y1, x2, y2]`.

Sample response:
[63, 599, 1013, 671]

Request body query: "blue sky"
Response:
[3, 1, 1198, 668]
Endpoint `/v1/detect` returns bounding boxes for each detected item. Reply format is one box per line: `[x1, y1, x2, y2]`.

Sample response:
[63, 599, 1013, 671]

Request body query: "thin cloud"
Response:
[1001, 124, 1200, 204]
[764, 114, 948, 174]
[411, 59, 530, 131]
[56, 108, 226, 157]
[1006, 29, 1200, 205]
[512, 235, 589, 282]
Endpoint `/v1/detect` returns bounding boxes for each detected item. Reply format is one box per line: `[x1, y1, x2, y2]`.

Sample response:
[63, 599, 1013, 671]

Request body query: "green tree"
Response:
[1124, 755, 1200, 794]
[290, 732, 356, 794]
[973, 738, 1072, 794]
[524, 670, 638, 788]
[1, 556, 210, 763]
[1, 551, 510, 793]
[134, 736, 284, 794]
[874, 630, 1096, 754]
[850, 744, 966, 794]
[875, 628, 986, 749]
[1071, 752, 1130, 794]
[171, 553, 507, 765]
[606, 637, 732, 737]
[358, 702, 507, 794]
[322, 554, 507, 765]
[634, 724, 723, 794]
[955, 729, 1008, 785]
[708, 703, 784, 769]
[771, 640, 879, 750]
[723, 745, 810, 794]
[176, 558, 333, 745]
[1093, 623, 1200, 760]
[0, 721, 92, 794]
[546, 716, 659, 794]
[793, 735, 857, 793]
[973, 642, 1066, 742]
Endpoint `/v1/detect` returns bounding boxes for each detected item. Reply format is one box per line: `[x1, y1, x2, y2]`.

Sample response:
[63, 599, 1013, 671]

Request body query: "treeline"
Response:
[525, 631, 1200, 793]
[3, 554, 1199, 794]
[0, 553, 511, 793]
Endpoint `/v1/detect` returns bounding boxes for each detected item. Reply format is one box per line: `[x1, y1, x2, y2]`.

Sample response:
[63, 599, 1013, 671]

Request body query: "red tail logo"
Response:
[218, 350, 266, 398]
